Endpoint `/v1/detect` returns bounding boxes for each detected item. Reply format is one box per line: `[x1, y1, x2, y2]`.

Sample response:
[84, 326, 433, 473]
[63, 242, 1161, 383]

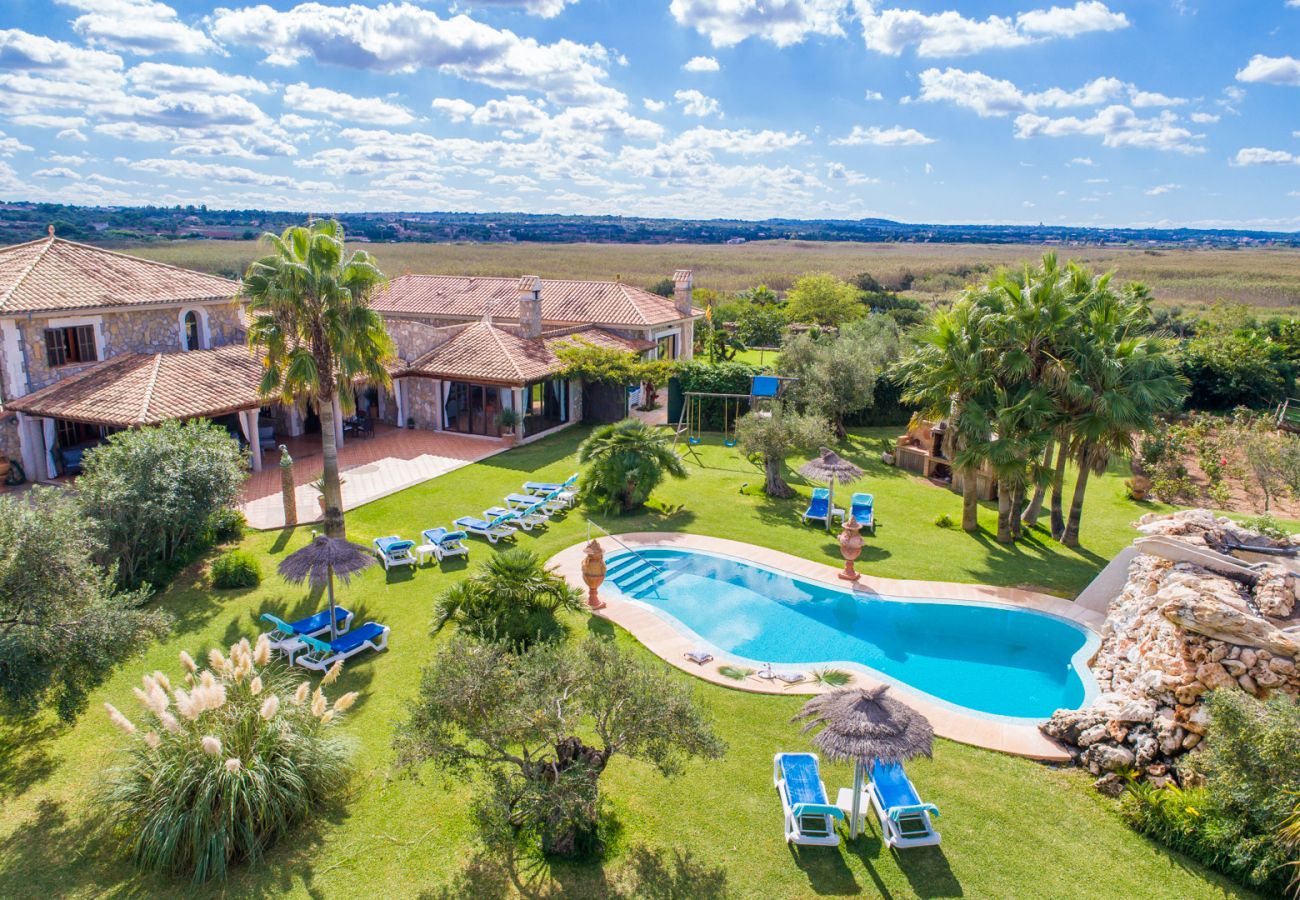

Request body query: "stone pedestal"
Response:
[581, 539, 607, 609]
[838, 516, 864, 582]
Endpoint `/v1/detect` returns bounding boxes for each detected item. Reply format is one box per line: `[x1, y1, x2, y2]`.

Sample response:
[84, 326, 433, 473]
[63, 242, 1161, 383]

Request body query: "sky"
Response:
[0, 1, 1297, 229]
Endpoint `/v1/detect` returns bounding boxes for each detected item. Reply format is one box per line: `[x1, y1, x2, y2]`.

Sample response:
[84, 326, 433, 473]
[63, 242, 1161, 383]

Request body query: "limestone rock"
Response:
[1161, 595, 1299, 660]
[1083, 742, 1135, 774]
[1094, 773, 1126, 798]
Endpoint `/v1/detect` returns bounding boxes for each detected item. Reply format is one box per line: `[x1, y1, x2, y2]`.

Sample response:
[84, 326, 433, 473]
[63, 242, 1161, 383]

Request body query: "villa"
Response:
[0, 230, 699, 483]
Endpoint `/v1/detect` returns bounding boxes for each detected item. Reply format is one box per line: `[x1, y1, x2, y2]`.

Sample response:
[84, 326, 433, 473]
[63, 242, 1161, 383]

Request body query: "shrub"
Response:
[432, 548, 582, 648]
[1122, 692, 1300, 896]
[1179, 331, 1293, 411]
[934, 514, 955, 529]
[734, 303, 787, 347]
[1244, 512, 1292, 541]
[211, 550, 261, 590]
[578, 419, 687, 514]
[101, 636, 355, 884]
[77, 420, 248, 589]
[206, 507, 246, 544]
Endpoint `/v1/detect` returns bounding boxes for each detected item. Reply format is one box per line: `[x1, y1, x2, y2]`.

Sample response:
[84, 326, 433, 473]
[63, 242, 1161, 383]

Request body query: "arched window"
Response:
[184, 310, 201, 351]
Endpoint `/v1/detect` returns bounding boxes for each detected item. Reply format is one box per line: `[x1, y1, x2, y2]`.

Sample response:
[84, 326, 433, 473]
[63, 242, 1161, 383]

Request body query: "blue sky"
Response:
[0, 1, 1297, 228]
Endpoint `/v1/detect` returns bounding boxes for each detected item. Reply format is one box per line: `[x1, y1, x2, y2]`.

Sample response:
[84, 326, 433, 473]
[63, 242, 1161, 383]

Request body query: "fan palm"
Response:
[432, 548, 581, 647]
[577, 420, 687, 514]
[242, 220, 394, 537]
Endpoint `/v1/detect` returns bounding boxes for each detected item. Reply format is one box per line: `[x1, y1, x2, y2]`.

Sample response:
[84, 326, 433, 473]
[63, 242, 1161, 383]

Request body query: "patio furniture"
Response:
[506, 490, 566, 515]
[421, 527, 470, 562]
[523, 473, 578, 507]
[258, 423, 277, 452]
[774, 752, 844, 847]
[259, 607, 353, 654]
[454, 512, 519, 543]
[868, 759, 941, 849]
[291, 621, 390, 672]
[484, 500, 548, 531]
[850, 492, 875, 535]
[801, 488, 844, 527]
[373, 536, 417, 570]
[684, 650, 714, 665]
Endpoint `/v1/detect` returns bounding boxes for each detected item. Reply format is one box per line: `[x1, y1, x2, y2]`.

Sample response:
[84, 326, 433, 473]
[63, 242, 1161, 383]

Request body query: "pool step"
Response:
[608, 555, 664, 597]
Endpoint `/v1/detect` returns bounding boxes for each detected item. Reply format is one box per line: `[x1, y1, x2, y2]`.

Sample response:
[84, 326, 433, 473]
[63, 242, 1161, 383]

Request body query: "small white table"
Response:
[416, 543, 438, 565]
[836, 787, 873, 833]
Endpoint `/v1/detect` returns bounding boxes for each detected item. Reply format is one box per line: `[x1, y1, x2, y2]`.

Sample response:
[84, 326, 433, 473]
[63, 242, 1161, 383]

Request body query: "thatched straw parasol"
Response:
[793, 686, 933, 839]
[799, 447, 865, 533]
[278, 535, 376, 640]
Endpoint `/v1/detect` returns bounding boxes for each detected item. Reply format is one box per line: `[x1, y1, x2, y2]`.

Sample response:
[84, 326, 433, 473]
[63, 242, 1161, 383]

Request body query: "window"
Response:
[55, 418, 105, 448]
[524, 377, 569, 437]
[184, 311, 201, 351]
[656, 333, 678, 360]
[44, 325, 97, 368]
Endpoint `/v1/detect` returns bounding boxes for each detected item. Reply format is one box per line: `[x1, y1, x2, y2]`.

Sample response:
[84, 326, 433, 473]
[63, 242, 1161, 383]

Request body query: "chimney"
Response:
[672, 269, 694, 317]
[517, 275, 542, 338]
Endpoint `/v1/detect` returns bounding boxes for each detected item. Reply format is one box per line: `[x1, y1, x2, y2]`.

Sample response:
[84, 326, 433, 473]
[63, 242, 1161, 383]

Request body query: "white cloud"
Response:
[1015, 106, 1204, 153]
[460, 0, 579, 17]
[433, 93, 662, 140]
[668, 0, 848, 48]
[864, 89, 883, 101]
[827, 161, 878, 184]
[211, 2, 624, 108]
[0, 132, 32, 156]
[32, 166, 82, 179]
[47, 152, 91, 165]
[1232, 147, 1299, 166]
[1069, 156, 1094, 165]
[643, 98, 666, 112]
[284, 82, 415, 126]
[917, 68, 1184, 118]
[1144, 183, 1180, 195]
[128, 157, 334, 190]
[1190, 112, 1220, 124]
[675, 89, 721, 117]
[0, 28, 123, 77]
[10, 113, 85, 129]
[855, 1, 1128, 57]
[57, 0, 219, 56]
[683, 55, 721, 72]
[127, 63, 271, 95]
[1236, 54, 1300, 86]
[672, 126, 807, 153]
[431, 97, 477, 121]
[96, 92, 271, 129]
[832, 124, 935, 145]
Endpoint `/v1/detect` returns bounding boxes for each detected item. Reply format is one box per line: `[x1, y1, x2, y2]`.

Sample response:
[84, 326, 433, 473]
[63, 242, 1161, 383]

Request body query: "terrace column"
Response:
[513, 387, 526, 439]
[14, 413, 40, 484]
[393, 378, 405, 428]
[673, 269, 695, 360]
[240, 409, 263, 472]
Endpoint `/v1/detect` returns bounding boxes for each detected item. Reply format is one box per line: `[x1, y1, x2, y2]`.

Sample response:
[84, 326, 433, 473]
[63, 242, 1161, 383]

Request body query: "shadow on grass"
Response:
[422, 843, 729, 900]
[787, 842, 860, 895]
[0, 719, 60, 802]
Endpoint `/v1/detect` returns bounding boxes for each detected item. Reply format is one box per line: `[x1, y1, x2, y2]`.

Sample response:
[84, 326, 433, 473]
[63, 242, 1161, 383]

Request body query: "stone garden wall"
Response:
[1043, 509, 1300, 795]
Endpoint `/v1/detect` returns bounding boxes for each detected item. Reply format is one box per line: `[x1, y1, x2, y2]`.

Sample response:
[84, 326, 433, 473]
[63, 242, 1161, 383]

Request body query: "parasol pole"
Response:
[326, 561, 338, 640]
[851, 758, 865, 839]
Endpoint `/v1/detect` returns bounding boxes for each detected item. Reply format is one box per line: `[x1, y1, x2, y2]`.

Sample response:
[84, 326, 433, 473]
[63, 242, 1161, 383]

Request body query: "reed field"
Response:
[125, 239, 1300, 313]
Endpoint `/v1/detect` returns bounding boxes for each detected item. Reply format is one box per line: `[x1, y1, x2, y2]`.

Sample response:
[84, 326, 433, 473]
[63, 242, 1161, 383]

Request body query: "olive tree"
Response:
[0, 490, 166, 720]
[394, 638, 725, 858]
[735, 403, 834, 498]
[780, 317, 900, 438]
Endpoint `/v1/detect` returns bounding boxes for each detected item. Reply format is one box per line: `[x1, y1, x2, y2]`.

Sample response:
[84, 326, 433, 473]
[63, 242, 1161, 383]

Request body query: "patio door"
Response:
[447, 382, 501, 436]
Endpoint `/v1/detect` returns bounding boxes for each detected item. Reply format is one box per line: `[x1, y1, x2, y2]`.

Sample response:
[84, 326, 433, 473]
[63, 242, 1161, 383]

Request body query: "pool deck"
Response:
[549, 533, 1107, 762]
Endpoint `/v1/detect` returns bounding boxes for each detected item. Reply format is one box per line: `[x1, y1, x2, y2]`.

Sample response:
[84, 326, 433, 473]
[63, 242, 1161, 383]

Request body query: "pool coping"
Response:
[548, 533, 1107, 762]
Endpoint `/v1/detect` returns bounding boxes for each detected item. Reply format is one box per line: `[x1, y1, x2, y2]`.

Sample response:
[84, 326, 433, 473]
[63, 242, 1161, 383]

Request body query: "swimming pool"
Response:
[604, 547, 1098, 721]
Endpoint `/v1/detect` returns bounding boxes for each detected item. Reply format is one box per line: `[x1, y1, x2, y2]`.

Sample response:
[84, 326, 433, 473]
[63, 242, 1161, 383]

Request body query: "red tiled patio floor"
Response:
[241, 423, 504, 529]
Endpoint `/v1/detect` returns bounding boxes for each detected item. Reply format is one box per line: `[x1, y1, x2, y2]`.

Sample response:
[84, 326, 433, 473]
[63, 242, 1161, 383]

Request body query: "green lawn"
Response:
[731, 348, 781, 368]
[0, 427, 1256, 899]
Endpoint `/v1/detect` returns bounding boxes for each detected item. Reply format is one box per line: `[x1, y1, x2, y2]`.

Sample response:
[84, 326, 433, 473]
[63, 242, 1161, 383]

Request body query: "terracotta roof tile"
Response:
[374, 274, 695, 328]
[6, 345, 266, 426]
[402, 322, 649, 385]
[0, 236, 238, 314]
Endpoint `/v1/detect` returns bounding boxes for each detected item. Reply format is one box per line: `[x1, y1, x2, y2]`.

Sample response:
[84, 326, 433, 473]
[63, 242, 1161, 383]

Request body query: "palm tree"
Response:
[433, 548, 581, 646]
[577, 419, 687, 514]
[899, 296, 996, 532]
[242, 220, 393, 537]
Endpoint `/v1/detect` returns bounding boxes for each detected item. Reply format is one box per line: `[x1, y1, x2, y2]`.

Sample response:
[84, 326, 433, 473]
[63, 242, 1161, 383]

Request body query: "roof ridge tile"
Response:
[139, 352, 164, 423]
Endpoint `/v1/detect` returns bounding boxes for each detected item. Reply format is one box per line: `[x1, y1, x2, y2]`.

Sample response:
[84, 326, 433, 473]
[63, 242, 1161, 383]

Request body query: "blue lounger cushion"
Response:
[422, 527, 468, 545]
[778, 753, 829, 807]
[376, 537, 415, 554]
[872, 760, 940, 819]
[303, 622, 386, 655]
[262, 606, 351, 636]
[455, 516, 492, 530]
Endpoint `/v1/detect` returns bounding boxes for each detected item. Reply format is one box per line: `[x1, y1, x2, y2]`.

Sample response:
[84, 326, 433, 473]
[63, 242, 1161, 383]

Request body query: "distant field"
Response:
[125, 239, 1300, 312]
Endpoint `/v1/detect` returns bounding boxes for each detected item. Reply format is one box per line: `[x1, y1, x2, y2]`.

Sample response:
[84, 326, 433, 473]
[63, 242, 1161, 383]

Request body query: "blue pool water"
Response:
[605, 548, 1096, 721]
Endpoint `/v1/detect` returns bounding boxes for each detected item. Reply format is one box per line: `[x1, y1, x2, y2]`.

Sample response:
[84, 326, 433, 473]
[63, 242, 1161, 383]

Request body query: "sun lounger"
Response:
[684, 650, 714, 665]
[850, 492, 875, 534]
[484, 501, 548, 531]
[868, 759, 941, 849]
[774, 752, 844, 846]
[454, 511, 519, 543]
[506, 490, 566, 515]
[523, 473, 578, 506]
[801, 487, 844, 527]
[373, 536, 417, 570]
[421, 527, 469, 562]
[259, 607, 353, 653]
[291, 621, 390, 672]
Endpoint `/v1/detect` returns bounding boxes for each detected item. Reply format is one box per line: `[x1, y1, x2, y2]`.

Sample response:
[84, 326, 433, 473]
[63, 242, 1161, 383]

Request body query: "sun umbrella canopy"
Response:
[799, 447, 865, 485]
[793, 686, 933, 765]
[278, 535, 376, 587]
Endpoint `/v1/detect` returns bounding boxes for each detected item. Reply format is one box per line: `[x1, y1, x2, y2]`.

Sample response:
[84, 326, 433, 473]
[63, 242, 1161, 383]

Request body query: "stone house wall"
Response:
[404, 377, 441, 429]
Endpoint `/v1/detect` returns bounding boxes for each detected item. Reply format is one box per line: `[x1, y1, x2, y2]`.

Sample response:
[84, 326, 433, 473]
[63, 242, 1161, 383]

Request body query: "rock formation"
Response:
[1043, 510, 1300, 792]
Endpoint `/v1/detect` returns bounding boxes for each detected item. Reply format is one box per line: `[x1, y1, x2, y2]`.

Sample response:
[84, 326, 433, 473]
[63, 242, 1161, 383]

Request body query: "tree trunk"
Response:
[832, 414, 847, 440]
[1063, 449, 1091, 548]
[1023, 439, 1053, 528]
[961, 469, 979, 532]
[280, 449, 297, 529]
[1009, 484, 1024, 541]
[1049, 441, 1069, 541]
[316, 395, 346, 538]
[996, 480, 1014, 543]
[764, 455, 794, 498]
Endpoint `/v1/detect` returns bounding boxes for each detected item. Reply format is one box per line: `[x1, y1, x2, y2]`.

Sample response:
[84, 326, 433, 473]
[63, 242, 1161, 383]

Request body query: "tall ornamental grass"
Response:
[100, 636, 356, 884]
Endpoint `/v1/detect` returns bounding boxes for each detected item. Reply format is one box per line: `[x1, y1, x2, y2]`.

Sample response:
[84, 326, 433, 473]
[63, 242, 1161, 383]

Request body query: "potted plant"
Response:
[877, 437, 895, 466]
[497, 408, 524, 446]
[310, 475, 346, 516]
[406, 416, 415, 430]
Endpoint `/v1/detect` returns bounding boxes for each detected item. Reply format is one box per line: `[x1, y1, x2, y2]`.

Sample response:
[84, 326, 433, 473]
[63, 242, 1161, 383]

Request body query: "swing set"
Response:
[672, 375, 792, 460]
